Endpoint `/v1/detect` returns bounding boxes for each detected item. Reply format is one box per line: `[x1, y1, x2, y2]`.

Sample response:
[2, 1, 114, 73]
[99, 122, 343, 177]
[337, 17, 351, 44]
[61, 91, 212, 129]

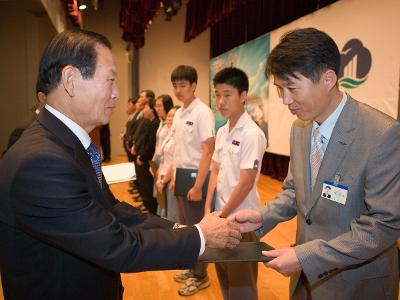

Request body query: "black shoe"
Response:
[138, 204, 148, 213]
[133, 196, 142, 203]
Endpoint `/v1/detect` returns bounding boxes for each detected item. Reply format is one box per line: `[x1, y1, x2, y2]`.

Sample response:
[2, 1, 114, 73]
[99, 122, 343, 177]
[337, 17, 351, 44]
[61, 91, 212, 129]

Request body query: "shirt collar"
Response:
[180, 97, 200, 115]
[227, 111, 249, 132]
[45, 104, 91, 149]
[313, 91, 348, 142]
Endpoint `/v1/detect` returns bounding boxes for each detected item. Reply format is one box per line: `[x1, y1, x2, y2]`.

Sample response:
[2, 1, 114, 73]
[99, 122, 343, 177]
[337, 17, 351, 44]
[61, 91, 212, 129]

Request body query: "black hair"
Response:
[128, 97, 137, 104]
[35, 76, 46, 95]
[266, 28, 340, 83]
[156, 94, 174, 114]
[142, 89, 155, 99]
[213, 67, 249, 94]
[171, 65, 198, 84]
[39, 29, 112, 95]
[147, 98, 158, 119]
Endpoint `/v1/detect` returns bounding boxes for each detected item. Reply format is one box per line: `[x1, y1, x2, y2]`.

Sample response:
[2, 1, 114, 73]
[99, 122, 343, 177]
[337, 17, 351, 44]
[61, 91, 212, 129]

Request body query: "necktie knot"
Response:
[87, 142, 102, 186]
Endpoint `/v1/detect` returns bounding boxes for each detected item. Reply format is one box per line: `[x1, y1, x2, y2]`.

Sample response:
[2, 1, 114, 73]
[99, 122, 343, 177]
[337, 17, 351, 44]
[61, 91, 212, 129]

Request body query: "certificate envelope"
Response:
[198, 242, 274, 263]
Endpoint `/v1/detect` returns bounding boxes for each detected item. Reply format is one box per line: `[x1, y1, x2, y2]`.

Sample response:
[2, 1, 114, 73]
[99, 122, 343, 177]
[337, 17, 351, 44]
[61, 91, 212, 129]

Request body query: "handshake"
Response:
[196, 212, 242, 249]
[195, 209, 263, 249]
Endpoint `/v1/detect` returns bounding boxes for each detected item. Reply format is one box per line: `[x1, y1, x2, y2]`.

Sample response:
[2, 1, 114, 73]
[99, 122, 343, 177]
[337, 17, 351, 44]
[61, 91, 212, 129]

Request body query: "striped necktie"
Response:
[310, 127, 324, 189]
[87, 142, 102, 186]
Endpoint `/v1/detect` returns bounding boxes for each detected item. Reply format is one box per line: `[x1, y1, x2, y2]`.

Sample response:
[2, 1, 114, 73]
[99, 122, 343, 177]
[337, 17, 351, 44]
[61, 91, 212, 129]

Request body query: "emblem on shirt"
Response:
[232, 140, 240, 146]
[186, 121, 194, 126]
[253, 159, 259, 170]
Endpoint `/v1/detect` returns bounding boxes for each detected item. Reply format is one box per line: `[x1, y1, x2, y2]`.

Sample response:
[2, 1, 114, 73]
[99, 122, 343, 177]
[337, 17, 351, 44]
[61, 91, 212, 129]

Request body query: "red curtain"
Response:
[184, 0, 339, 57]
[184, 0, 250, 43]
[120, 0, 162, 48]
[64, 0, 82, 27]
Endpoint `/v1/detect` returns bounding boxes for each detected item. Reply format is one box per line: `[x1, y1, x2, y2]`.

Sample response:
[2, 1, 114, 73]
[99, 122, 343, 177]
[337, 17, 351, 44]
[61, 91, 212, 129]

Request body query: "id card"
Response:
[321, 181, 348, 205]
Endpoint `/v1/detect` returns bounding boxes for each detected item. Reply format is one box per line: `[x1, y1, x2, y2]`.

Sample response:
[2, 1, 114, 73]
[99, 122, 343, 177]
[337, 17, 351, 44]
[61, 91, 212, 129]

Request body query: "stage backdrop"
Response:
[209, 33, 270, 143]
[267, 0, 400, 155]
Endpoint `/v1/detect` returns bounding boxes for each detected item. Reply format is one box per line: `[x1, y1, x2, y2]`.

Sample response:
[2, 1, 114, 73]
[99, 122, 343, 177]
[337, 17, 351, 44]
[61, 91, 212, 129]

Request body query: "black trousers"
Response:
[135, 161, 157, 214]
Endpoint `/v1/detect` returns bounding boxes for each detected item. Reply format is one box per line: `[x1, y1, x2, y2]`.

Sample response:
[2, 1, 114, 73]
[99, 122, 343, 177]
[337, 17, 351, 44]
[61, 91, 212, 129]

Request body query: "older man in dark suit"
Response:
[0, 29, 241, 300]
[233, 28, 400, 300]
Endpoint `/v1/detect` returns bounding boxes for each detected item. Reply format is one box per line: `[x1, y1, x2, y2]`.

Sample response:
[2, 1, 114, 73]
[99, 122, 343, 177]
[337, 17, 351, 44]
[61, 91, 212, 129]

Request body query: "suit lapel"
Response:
[38, 109, 104, 192]
[305, 97, 358, 213]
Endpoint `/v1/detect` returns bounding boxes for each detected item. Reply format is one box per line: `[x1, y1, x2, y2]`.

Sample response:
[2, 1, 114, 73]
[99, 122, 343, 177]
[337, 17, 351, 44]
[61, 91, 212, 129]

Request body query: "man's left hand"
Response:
[263, 247, 302, 277]
[187, 186, 202, 201]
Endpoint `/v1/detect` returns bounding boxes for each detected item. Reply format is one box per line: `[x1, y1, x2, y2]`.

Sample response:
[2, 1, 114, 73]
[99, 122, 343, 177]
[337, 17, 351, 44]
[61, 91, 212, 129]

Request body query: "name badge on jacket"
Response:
[321, 181, 348, 205]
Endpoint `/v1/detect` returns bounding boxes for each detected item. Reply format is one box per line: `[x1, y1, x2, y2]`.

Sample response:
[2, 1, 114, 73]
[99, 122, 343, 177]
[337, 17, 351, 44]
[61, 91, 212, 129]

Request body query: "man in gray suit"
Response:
[232, 28, 400, 299]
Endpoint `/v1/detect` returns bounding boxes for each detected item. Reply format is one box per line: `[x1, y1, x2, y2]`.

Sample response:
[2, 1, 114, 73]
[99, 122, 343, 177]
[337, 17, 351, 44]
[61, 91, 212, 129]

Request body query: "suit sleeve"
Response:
[258, 163, 298, 235]
[258, 126, 297, 235]
[11, 151, 200, 273]
[294, 123, 400, 284]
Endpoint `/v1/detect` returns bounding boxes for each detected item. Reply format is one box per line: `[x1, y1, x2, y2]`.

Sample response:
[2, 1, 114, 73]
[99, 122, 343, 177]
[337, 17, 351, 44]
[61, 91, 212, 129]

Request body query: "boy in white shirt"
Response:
[205, 67, 267, 300]
[170, 65, 215, 296]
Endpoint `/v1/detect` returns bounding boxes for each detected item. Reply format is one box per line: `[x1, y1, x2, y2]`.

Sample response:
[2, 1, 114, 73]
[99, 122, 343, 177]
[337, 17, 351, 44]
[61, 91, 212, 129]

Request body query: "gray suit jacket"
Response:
[259, 97, 400, 300]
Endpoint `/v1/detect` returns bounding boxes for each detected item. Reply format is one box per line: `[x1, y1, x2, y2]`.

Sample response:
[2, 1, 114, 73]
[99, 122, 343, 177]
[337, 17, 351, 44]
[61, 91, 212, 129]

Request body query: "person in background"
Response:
[156, 106, 181, 223]
[205, 67, 267, 300]
[127, 90, 154, 158]
[153, 94, 174, 216]
[0, 29, 242, 300]
[129, 91, 155, 165]
[232, 27, 400, 300]
[135, 99, 160, 214]
[153, 94, 174, 167]
[170, 65, 215, 296]
[126, 91, 152, 197]
[121, 97, 137, 162]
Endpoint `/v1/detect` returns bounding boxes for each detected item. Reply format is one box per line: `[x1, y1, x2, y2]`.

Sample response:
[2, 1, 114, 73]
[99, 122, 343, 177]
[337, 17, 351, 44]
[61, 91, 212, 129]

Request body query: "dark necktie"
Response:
[87, 142, 102, 186]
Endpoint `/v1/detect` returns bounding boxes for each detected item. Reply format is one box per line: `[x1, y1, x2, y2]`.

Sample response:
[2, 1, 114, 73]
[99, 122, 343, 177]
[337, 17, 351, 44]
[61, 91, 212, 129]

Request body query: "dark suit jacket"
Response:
[259, 97, 400, 299]
[125, 111, 144, 149]
[0, 109, 200, 300]
[135, 117, 160, 162]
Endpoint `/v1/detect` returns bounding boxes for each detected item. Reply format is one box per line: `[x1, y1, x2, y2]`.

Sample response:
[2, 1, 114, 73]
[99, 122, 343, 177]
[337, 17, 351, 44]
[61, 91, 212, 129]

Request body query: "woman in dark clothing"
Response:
[135, 99, 160, 214]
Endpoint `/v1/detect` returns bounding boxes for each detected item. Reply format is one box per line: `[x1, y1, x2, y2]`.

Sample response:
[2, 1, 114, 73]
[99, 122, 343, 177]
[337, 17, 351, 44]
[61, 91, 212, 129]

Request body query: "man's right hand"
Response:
[228, 209, 263, 233]
[198, 212, 241, 249]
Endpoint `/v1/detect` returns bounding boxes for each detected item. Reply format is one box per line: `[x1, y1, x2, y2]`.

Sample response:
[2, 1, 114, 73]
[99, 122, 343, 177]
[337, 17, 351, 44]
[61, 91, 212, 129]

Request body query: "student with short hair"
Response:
[170, 65, 215, 296]
[205, 67, 267, 300]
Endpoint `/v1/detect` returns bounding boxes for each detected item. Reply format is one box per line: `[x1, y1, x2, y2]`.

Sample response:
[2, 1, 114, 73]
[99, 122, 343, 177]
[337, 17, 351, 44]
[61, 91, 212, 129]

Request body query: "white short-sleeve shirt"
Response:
[172, 98, 215, 169]
[154, 122, 169, 157]
[159, 131, 175, 176]
[213, 111, 267, 216]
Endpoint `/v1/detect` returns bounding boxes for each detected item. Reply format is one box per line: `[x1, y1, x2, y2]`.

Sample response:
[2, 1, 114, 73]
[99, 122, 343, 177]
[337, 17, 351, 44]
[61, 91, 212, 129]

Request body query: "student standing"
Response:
[170, 65, 215, 296]
[205, 67, 267, 300]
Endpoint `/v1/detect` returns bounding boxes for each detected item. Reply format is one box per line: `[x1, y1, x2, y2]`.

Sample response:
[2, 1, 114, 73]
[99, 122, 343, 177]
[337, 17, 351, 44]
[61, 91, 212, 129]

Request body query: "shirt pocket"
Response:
[229, 144, 240, 155]
[184, 123, 194, 134]
[228, 144, 241, 166]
